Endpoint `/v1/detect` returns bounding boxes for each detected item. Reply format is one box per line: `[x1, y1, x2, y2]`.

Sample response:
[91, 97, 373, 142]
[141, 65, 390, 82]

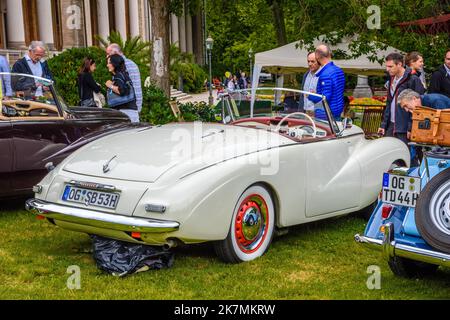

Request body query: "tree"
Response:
[205, 0, 449, 78]
[148, 0, 202, 97]
[149, 0, 171, 97]
[266, 0, 287, 46]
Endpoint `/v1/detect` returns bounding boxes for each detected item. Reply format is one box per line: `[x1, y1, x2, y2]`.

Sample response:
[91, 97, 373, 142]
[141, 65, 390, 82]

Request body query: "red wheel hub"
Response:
[234, 194, 269, 253]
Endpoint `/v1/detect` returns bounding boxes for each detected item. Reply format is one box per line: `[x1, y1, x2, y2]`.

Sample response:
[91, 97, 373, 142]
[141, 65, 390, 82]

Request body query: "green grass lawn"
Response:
[0, 199, 449, 300]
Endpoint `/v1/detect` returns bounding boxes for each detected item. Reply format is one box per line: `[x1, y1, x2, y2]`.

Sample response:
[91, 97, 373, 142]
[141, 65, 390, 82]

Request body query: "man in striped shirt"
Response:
[106, 44, 142, 121]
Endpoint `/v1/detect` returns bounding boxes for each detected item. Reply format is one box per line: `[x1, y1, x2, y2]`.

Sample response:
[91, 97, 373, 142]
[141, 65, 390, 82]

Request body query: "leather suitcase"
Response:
[411, 106, 450, 146]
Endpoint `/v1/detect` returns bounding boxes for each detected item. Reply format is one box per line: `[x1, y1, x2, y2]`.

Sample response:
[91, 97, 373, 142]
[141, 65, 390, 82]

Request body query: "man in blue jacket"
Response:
[398, 89, 450, 113]
[307, 44, 345, 120]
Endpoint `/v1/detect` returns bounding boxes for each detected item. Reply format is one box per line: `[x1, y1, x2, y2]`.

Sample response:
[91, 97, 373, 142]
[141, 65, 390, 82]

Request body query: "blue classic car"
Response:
[355, 145, 450, 277]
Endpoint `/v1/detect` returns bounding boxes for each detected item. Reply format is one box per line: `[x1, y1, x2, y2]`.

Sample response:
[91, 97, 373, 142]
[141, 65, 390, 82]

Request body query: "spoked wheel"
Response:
[415, 168, 450, 254]
[214, 185, 275, 263]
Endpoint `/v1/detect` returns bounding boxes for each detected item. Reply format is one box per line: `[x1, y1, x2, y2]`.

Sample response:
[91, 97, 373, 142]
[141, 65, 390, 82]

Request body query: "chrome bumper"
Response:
[355, 223, 450, 267]
[25, 198, 179, 233]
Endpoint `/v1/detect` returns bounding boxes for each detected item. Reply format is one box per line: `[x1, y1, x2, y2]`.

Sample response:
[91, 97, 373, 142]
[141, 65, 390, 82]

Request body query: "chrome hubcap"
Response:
[429, 182, 450, 235]
[439, 198, 450, 229]
[235, 195, 269, 253]
[242, 206, 262, 242]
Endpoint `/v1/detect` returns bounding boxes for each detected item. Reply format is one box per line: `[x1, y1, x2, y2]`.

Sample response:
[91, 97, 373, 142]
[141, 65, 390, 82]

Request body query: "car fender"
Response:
[354, 137, 410, 204]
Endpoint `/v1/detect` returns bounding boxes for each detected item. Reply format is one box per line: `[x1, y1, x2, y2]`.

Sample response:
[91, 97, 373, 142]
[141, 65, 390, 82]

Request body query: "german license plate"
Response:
[382, 173, 421, 207]
[62, 185, 120, 209]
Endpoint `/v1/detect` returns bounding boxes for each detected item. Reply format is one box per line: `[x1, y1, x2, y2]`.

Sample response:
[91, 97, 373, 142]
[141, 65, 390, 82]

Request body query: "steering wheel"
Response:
[274, 112, 317, 138]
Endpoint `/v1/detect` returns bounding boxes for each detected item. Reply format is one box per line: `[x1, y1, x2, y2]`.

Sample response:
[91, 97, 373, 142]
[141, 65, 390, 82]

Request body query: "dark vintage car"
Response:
[0, 73, 132, 199]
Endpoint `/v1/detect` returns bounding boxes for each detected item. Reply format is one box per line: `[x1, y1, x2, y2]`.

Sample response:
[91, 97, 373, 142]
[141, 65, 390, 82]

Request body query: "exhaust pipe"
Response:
[163, 239, 178, 250]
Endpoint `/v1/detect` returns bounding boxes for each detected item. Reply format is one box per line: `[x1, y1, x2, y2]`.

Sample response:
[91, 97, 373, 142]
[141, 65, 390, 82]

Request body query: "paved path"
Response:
[180, 89, 219, 104]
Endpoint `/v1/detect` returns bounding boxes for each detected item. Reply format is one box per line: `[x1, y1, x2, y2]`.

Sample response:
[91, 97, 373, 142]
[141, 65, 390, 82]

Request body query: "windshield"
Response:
[0, 72, 65, 118]
[218, 88, 340, 137]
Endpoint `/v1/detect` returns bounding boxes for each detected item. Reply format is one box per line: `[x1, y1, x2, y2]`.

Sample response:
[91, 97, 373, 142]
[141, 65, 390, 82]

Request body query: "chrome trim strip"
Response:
[0, 72, 54, 84]
[68, 180, 118, 192]
[355, 223, 450, 267]
[26, 198, 179, 233]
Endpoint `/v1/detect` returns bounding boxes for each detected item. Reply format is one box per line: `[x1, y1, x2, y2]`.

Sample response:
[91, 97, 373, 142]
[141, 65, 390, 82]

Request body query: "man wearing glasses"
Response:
[11, 41, 54, 95]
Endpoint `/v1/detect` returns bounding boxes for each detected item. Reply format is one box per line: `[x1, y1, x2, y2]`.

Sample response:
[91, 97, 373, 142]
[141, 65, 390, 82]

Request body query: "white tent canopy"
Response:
[250, 35, 402, 116]
[253, 35, 402, 77]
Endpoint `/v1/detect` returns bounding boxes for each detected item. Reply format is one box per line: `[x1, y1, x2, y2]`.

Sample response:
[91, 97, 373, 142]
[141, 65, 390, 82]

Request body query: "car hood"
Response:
[67, 107, 131, 121]
[62, 123, 292, 183]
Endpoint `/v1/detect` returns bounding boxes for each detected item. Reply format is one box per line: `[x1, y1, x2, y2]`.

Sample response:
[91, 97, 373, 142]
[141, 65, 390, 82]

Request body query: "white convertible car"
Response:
[26, 88, 410, 263]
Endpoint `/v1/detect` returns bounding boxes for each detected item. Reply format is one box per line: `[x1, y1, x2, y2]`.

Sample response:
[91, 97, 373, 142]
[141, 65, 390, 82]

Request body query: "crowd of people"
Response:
[301, 46, 450, 118]
[377, 50, 450, 165]
[1, 39, 449, 144]
[221, 71, 251, 91]
[297, 45, 450, 164]
[204, 44, 450, 158]
[0, 40, 142, 123]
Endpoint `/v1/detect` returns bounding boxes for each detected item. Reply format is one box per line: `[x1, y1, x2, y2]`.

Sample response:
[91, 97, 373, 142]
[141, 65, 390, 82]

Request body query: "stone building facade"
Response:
[0, 0, 204, 64]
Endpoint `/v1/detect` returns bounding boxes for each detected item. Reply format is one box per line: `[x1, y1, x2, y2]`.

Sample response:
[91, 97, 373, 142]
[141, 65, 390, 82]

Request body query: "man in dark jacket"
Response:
[11, 41, 53, 94]
[378, 53, 425, 145]
[237, 72, 250, 90]
[428, 50, 450, 98]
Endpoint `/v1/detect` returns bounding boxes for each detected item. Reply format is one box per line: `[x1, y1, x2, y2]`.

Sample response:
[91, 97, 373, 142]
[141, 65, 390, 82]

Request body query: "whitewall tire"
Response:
[214, 184, 275, 263]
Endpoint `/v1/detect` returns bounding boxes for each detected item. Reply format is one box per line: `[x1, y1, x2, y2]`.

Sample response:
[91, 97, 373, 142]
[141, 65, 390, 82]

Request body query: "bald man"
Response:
[307, 44, 345, 120]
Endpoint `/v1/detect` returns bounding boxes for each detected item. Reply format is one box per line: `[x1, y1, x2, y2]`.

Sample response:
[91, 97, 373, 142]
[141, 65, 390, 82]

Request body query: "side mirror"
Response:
[45, 162, 55, 172]
[224, 115, 232, 124]
[342, 117, 353, 129]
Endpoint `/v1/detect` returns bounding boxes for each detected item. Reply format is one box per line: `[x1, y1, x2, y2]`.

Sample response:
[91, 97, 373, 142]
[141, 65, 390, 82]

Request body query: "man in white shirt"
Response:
[12, 41, 53, 96]
[301, 52, 320, 116]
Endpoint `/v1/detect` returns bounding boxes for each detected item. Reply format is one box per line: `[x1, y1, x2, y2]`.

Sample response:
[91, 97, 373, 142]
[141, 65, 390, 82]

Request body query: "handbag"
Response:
[93, 90, 105, 108]
[80, 97, 96, 107]
[107, 75, 136, 108]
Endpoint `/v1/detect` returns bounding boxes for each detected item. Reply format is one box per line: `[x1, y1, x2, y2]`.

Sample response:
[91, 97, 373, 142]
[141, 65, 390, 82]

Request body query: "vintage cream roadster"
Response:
[27, 88, 410, 263]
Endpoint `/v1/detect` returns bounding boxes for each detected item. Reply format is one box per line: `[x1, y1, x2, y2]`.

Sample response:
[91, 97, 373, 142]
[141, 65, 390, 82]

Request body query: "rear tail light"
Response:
[381, 205, 393, 220]
[131, 232, 142, 239]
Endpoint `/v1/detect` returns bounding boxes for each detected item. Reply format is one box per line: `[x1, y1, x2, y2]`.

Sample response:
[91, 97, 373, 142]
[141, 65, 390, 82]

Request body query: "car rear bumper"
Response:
[25, 198, 180, 234]
[355, 223, 450, 267]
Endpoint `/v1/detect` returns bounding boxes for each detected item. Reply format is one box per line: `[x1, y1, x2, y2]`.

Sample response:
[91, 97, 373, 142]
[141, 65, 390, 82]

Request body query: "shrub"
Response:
[170, 44, 208, 94]
[47, 47, 109, 106]
[178, 101, 216, 122]
[179, 63, 208, 94]
[140, 83, 176, 125]
[48, 46, 149, 106]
